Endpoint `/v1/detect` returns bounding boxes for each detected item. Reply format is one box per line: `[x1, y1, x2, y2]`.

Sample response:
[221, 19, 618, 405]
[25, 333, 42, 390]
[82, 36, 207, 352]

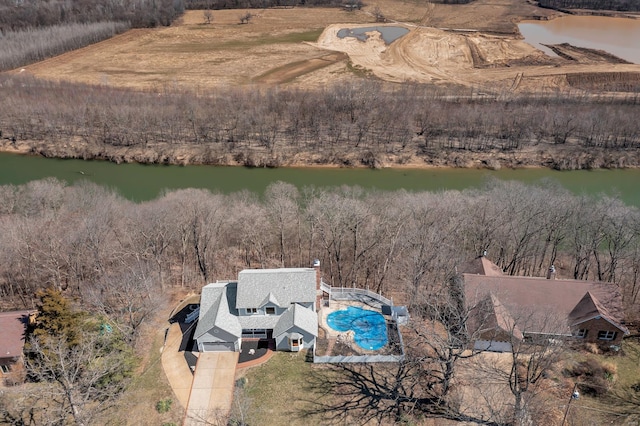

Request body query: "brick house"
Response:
[461, 256, 629, 352]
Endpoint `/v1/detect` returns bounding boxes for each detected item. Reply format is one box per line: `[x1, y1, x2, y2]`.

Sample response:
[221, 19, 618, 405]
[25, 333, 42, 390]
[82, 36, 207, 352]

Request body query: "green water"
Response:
[1, 153, 639, 205]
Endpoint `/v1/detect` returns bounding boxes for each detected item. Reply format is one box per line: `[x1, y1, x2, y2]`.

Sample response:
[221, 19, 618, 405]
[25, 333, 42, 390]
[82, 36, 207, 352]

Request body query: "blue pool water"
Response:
[327, 306, 388, 350]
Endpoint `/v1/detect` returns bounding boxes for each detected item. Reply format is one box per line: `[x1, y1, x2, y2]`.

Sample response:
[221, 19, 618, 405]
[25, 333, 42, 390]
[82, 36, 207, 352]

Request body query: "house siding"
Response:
[477, 329, 514, 344]
[575, 317, 625, 346]
[197, 327, 241, 352]
[275, 326, 316, 351]
[0, 356, 24, 385]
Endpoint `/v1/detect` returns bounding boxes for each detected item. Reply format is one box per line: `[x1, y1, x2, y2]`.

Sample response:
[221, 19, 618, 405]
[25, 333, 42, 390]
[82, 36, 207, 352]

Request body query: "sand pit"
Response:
[12, 0, 640, 93]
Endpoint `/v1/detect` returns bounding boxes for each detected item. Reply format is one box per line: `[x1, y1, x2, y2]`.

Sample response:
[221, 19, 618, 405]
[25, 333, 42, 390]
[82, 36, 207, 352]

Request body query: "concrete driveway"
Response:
[184, 352, 239, 425]
[161, 323, 196, 408]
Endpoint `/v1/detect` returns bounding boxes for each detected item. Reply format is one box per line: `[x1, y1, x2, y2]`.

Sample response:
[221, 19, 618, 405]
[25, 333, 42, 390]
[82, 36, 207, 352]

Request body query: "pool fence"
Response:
[314, 283, 406, 363]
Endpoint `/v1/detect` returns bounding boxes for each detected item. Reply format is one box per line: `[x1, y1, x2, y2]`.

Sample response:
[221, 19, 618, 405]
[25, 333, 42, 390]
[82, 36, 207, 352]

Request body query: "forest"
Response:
[537, 0, 640, 11]
[0, 0, 185, 71]
[0, 0, 184, 31]
[2, 76, 640, 169]
[1, 178, 639, 424]
[1, 178, 639, 320]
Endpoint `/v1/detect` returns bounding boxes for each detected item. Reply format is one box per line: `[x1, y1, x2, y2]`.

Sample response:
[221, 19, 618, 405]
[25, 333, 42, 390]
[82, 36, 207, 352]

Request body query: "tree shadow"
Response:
[299, 362, 501, 425]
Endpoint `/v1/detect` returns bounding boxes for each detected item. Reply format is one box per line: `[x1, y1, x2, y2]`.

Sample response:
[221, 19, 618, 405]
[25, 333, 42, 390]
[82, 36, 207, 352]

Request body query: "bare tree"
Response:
[469, 308, 568, 425]
[264, 182, 302, 267]
[83, 269, 163, 344]
[25, 331, 134, 426]
[239, 11, 252, 24]
[372, 5, 386, 22]
[203, 9, 213, 24]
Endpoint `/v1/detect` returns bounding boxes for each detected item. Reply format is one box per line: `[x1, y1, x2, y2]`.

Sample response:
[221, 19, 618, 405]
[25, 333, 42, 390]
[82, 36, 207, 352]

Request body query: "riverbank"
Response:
[3, 136, 640, 171]
[3, 151, 640, 206]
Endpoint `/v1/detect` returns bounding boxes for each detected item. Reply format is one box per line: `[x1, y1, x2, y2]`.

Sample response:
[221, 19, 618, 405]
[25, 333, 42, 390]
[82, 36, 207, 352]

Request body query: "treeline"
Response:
[1, 76, 640, 169]
[183, 0, 471, 11]
[0, 22, 129, 71]
[0, 0, 184, 32]
[184, 0, 342, 10]
[428, 0, 473, 4]
[0, 0, 184, 70]
[1, 179, 639, 323]
[537, 0, 640, 11]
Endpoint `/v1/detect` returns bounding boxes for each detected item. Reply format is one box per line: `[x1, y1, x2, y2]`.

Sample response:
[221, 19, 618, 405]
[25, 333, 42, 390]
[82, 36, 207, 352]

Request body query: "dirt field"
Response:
[13, 0, 640, 93]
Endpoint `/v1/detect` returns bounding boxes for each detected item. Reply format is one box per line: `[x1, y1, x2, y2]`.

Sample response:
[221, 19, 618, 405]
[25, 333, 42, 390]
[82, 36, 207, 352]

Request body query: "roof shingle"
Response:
[0, 310, 31, 359]
[236, 268, 316, 309]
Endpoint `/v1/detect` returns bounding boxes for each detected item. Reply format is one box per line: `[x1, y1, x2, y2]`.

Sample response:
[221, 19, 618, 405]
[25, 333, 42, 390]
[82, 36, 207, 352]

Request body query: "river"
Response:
[1, 153, 639, 206]
[518, 16, 640, 63]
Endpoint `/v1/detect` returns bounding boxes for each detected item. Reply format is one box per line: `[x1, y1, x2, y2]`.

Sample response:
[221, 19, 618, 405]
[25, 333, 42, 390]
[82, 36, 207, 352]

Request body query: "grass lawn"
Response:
[240, 350, 333, 425]
[563, 339, 640, 425]
[99, 328, 184, 426]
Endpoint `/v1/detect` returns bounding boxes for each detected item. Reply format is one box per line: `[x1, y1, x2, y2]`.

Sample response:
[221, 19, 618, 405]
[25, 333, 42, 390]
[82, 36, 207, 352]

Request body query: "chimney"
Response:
[313, 259, 322, 311]
[547, 265, 556, 280]
[313, 259, 321, 291]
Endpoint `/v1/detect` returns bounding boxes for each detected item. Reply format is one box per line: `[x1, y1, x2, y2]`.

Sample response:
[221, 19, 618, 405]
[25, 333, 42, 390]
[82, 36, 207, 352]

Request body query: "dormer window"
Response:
[246, 308, 257, 314]
[265, 307, 275, 315]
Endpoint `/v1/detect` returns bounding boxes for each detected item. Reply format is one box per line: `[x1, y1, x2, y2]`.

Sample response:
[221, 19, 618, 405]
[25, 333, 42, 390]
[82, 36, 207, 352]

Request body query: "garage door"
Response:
[474, 340, 512, 353]
[201, 342, 235, 352]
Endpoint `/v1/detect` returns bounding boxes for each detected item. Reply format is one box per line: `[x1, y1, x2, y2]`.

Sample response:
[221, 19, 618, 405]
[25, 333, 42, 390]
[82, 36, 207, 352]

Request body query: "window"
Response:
[265, 307, 275, 315]
[242, 329, 267, 338]
[597, 330, 617, 341]
[292, 339, 300, 347]
[574, 329, 588, 338]
[0, 364, 10, 374]
[246, 308, 257, 314]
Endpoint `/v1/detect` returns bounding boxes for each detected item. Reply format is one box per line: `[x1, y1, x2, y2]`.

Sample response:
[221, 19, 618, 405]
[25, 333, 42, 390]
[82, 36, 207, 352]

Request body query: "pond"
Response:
[518, 16, 640, 63]
[337, 26, 410, 44]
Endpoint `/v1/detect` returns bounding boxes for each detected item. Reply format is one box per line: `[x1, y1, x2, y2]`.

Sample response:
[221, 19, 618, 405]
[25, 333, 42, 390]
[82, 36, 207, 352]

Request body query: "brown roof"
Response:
[569, 291, 629, 334]
[482, 293, 524, 340]
[464, 272, 626, 336]
[0, 310, 31, 360]
[460, 256, 504, 277]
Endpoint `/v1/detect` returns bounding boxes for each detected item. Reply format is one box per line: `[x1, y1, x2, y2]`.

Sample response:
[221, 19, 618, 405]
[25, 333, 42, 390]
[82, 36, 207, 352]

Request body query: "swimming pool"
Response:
[327, 306, 388, 350]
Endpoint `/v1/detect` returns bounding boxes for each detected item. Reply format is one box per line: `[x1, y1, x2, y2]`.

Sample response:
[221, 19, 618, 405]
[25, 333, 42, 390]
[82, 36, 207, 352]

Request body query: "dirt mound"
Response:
[545, 43, 632, 63]
[566, 71, 640, 91]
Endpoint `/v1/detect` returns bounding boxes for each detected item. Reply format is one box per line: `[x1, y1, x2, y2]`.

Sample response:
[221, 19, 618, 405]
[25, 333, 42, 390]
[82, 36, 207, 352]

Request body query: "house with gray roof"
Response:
[195, 268, 319, 353]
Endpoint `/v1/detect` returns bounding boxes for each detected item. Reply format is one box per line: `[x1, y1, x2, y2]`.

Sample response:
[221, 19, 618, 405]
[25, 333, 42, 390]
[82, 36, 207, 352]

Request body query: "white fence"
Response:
[323, 284, 393, 307]
[314, 284, 406, 363]
[313, 352, 404, 363]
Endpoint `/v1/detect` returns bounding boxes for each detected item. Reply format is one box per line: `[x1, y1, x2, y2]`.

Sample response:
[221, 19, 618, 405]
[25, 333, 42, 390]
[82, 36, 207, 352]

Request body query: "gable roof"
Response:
[480, 293, 524, 340]
[569, 291, 629, 334]
[260, 292, 280, 308]
[194, 282, 242, 339]
[460, 256, 504, 277]
[464, 273, 624, 324]
[0, 310, 31, 359]
[236, 268, 316, 309]
[273, 303, 318, 338]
